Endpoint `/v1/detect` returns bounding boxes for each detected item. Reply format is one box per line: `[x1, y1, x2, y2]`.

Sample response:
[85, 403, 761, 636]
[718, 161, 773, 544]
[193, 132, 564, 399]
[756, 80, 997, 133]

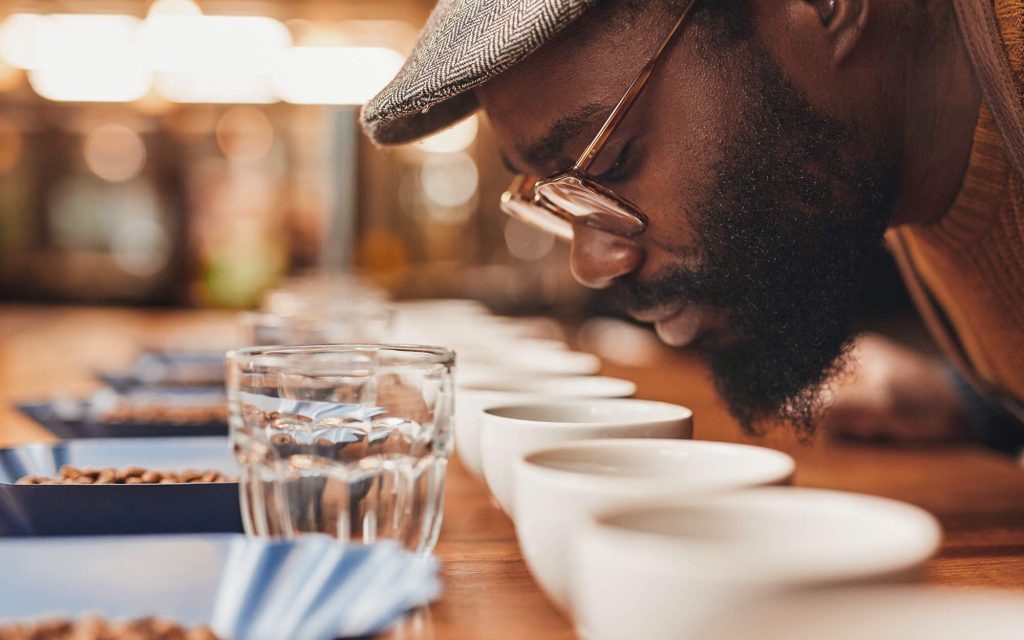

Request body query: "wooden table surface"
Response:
[2, 305, 1024, 639]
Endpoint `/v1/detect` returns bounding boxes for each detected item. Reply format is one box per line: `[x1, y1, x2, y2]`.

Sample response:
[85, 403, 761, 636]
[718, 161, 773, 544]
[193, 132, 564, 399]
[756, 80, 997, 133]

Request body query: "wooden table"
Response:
[2, 305, 1024, 639]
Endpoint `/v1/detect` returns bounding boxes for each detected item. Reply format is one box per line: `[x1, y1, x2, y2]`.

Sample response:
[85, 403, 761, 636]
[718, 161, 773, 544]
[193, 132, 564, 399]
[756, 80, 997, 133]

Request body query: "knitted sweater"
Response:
[894, 0, 1024, 406]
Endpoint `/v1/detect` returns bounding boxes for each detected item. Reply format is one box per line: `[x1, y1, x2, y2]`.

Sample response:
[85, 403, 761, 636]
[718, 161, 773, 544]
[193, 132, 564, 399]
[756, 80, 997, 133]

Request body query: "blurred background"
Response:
[0, 0, 583, 312]
[0, 0, 918, 333]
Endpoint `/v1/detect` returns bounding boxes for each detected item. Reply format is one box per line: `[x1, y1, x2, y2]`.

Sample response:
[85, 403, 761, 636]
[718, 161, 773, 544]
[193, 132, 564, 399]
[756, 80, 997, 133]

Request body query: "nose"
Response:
[570, 223, 644, 289]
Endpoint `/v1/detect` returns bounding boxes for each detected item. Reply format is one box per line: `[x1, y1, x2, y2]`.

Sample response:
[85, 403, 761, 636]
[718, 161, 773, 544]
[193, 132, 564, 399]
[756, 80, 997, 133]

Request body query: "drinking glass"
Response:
[262, 274, 389, 318]
[225, 344, 455, 555]
[240, 309, 394, 346]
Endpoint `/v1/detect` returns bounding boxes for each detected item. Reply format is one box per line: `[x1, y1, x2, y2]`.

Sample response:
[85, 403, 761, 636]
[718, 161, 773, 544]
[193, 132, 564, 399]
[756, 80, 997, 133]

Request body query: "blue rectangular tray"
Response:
[18, 394, 228, 439]
[0, 534, 441, 639]
[0, 437, 242, 536]
[98, 351, 226, 391]
[0, 535, 228, 626]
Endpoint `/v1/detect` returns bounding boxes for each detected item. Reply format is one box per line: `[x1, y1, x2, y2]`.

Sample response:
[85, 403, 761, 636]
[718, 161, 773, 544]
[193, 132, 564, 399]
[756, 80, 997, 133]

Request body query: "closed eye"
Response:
[593, 140, 634, 183]
[500, 153, 523, 174]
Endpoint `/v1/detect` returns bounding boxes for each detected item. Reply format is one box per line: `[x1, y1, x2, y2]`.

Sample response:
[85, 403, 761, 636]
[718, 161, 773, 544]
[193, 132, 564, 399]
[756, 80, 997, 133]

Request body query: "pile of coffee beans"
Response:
[17, 465, 235, 485]
[98, 404, 227, 425]
[0, 616, 218, 639]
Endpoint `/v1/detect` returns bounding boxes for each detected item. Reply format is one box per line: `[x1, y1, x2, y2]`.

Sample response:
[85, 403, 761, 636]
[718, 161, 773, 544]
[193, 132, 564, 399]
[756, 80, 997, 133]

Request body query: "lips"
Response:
[653, 306, 703, 348]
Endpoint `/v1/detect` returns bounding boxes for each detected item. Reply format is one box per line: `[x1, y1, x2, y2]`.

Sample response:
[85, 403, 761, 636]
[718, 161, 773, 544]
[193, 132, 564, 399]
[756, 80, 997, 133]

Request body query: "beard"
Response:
[611, 40, 898, 436]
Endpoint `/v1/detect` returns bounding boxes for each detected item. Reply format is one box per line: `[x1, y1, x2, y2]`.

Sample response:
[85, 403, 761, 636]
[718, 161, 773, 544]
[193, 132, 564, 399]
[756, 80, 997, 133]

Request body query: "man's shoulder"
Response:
[993, 0, 1024, 81]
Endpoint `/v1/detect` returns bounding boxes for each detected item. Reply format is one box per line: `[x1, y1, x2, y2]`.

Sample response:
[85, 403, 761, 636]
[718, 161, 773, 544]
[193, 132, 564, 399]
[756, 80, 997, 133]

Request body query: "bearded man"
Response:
[362, 0, 1024, 452]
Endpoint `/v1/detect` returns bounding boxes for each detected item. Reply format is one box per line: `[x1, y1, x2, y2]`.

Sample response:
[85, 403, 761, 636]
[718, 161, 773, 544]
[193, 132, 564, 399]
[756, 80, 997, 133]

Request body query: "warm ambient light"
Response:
[84, 124, 147, 182]
[416, 115, 479, 154]
[0, 13, 48, 69]
[0, 12, 408, 106]
[0, 117, 23, 175]
[155, 72, 277, 104]
[147, 0, 202, 17]
[273, 46, 404, 105]
[27, 15, 151, 103]
[504, 216, 556, 261]
[420, 152, 479, 208]
[215, 107, 275, 162]
[141, 15, 291, 75]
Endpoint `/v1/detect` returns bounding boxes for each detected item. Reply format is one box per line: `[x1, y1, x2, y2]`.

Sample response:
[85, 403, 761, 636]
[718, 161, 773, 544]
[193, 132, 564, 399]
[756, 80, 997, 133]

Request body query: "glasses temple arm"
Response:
[573, 0, 700, 173]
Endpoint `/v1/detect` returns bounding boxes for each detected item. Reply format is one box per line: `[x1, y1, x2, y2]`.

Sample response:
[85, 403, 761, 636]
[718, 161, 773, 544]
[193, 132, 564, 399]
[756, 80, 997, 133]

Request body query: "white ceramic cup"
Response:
[570, 487, 943, 640]
[459, 345, 601, 377]
[454, 376, 637, 479]
[515, 439, 795, 610]
[479, 399, 693, 515]
[693, 586, 1024, 640]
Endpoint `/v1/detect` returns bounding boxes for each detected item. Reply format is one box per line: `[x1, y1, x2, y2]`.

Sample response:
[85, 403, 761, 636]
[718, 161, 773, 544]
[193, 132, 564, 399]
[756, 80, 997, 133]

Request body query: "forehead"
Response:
[475, 11, 663, 171]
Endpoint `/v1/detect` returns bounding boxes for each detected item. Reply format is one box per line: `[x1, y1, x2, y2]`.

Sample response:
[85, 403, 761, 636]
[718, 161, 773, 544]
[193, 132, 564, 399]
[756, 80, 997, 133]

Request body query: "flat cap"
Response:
[361, 0, 598, 145]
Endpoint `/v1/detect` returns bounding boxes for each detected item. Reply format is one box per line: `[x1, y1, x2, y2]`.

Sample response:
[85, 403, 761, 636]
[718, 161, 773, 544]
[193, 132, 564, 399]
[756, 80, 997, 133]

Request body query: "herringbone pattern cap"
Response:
[361, 0, 598, 145]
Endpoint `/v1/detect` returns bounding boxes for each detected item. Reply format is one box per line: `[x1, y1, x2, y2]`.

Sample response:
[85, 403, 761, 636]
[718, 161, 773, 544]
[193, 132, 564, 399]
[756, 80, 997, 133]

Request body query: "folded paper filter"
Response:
[211, 536, 441, 640]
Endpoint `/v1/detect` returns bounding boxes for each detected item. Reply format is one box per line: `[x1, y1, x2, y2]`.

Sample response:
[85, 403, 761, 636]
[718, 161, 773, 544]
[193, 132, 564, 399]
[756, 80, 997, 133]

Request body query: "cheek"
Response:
[616, 53, 747, 278]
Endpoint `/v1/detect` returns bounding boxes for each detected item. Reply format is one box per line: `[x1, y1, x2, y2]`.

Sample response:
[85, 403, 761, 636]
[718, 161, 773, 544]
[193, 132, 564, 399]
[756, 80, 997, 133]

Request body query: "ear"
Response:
[795, 0, 871, 64]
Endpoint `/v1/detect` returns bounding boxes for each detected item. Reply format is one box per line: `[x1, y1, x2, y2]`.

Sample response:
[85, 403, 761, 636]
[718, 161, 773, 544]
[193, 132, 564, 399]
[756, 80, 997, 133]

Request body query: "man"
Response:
[362, 0, 1024, 450]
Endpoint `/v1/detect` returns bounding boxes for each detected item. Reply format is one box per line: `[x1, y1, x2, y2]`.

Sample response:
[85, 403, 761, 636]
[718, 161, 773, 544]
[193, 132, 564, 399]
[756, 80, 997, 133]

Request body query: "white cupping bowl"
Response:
[456, 347, 601, 378]
[454, 375, 637, 479]
[694, 586, 1024, 640]
[515, 439, 795, 610]
[570, 487, 942, 640]
[479, 399, 693, 516]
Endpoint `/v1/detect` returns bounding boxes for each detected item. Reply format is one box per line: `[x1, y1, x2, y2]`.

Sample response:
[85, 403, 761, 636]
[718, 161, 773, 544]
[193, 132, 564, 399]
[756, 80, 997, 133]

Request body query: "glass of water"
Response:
[239, 309, 394, 346]
[225, 344, 455, 554]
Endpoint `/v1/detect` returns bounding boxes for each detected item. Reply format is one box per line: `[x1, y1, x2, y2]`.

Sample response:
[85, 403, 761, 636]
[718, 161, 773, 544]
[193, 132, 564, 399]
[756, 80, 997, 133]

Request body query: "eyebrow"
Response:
[515, 102, 610, 172]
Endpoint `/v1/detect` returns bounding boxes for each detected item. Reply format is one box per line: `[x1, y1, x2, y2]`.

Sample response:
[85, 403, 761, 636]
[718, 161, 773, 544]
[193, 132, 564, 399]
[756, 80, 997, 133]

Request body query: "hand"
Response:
[819, 334, 972, 443]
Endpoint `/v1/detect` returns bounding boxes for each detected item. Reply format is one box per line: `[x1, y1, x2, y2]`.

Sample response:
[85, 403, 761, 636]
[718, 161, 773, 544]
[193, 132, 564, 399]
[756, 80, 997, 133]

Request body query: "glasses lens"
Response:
[535, 177, 645, 237]
[500, 187, 573, 240]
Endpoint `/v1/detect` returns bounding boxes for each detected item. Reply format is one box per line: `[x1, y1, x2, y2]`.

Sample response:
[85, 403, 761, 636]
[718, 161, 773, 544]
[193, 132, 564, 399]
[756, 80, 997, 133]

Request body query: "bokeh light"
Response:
[425, 197, 478, 226]
[147, 0, 202, 17]
[84, 124, 147, 183]
[416, 116, 479, 154]
[273, 46, 404, 105]
[420, 152, 479, 208]
[156, 72, 276, 104]
[142, 15, 290, 75]
[0, 14, 49, 69]
[28, 15, 151, 103]
[215, 107, 275, 163]
[111, 213, 171, 277]
[504, 216, 556, 261]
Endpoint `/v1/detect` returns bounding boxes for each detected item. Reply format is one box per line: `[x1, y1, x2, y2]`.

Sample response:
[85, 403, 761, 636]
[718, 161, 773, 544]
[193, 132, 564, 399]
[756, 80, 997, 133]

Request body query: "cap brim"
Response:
[361, 0, 597, 145]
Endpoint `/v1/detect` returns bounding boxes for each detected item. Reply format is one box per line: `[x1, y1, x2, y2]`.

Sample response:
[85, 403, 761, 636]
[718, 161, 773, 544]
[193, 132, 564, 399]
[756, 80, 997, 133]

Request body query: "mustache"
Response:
[608, 265, 711, 316]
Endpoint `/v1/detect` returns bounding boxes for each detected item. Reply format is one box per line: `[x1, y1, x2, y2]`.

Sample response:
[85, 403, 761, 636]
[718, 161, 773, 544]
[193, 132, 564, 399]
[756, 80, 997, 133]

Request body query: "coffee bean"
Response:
[16, 468, 235, 486]
[0, 617, 219, 639]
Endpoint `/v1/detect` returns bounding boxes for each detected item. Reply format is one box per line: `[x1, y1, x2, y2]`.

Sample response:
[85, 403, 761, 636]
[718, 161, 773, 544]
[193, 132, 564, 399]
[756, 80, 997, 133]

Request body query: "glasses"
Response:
[500, 0, 700, 241]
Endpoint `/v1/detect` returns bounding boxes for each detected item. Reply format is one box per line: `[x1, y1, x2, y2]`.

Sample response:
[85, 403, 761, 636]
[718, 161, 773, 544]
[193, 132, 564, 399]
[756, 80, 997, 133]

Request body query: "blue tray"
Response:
[0, 534, 441, 640]
[18, 388, 228, 439]
[0, 437, 242, 536]
[99, 351, 226, 391]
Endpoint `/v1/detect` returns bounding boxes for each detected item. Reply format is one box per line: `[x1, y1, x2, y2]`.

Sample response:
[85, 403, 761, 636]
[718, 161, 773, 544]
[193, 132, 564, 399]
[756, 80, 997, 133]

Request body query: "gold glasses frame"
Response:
[499, 0, 701, 241]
